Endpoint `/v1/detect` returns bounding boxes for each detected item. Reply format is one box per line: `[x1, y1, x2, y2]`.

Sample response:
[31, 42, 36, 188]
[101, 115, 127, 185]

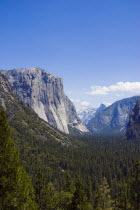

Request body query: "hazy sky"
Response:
[0, 0, 140, 107]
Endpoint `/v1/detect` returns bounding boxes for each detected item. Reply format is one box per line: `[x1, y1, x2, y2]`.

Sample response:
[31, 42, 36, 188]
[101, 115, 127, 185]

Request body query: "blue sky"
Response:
[0, 0, 140, 107]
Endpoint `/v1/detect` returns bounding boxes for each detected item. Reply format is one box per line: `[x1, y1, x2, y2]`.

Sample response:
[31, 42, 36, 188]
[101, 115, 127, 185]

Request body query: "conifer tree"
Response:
[129, 161, 140, 210]
[86, 177, 93, 205]
[116, 180, 130, 210]
[0, 110, 38, 209]
[70, 176, 92, 210]
[56, 172, 75, 210]
[64, 172, 75, 194]
[34, 169, 47, 209]
[94, 177, 114, 210]
[43, 182, 59, 210]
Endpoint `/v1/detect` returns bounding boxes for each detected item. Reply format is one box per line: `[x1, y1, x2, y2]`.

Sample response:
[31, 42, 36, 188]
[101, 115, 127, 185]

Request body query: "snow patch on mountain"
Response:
[76, 104, 106, 125]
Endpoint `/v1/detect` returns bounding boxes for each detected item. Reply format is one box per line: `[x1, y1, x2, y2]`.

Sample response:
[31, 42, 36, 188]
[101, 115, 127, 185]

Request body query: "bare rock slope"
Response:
[87, 96, 140, 135]
[1, 68, 88, 134]
[0, 73, 79, 146]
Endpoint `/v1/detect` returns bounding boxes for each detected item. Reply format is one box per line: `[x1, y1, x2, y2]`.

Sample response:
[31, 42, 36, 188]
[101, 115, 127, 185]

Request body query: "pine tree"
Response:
[55, 172, 75, 210]
[129, 161, 140, 210]
[43, 182, 59, 210]
[70, 176, 92, 210]
[0, 110, 38, 209]
[57, 190, 73, 210]
[34, 169, 47, 209]
[94, 177, 114, 210]
[64, 172, 75, 194]
[116, 180, 130, 210]
[86, 177, 93, 205]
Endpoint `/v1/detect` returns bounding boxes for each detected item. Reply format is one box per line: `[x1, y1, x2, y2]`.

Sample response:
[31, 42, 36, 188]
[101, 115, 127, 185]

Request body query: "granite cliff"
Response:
[0, 73, 79, 146]
[87, 96, 140, 135]
[126, 98, 140, 140]
[1, 68, 88, 134]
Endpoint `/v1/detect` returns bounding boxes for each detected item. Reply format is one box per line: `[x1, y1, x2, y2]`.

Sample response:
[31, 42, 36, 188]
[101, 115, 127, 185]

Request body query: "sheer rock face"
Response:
[1, 68, 88, 134]
[87, 96, 140, 135]
[126, 98, 140, 140]
[0, 73, 79, 146]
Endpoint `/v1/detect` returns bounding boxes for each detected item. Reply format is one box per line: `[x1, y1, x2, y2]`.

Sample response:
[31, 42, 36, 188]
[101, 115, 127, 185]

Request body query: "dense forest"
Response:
[0, 110, 140, 210]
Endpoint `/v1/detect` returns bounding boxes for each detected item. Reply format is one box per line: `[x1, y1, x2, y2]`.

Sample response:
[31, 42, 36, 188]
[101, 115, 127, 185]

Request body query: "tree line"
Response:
[0, 110, 140, 209]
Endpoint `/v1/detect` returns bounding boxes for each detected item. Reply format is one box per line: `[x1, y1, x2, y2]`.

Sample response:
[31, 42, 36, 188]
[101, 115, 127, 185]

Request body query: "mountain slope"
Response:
[87, 96, 140, 135]
[77, 104, 106, 125]
[1, 68, 88, 134]
[77, 107, 97, 125]
[0, 73, 78, 147]
[126, 98, 140, 140]
[0, 73, 85, 190]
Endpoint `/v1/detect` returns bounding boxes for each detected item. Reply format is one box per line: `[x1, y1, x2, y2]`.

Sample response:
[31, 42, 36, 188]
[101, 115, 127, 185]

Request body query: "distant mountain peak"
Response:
[87, 96, 140, 135]
[77, 104, 106, 125]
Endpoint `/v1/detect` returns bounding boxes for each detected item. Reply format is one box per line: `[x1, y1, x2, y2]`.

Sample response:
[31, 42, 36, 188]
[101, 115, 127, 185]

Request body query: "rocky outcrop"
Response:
[1, 68, 88, 134]
[126, 98, 140, 140]
[0, 73, 79, 146]
[87, 96, 140, 135]
[77, 104, 106, 125]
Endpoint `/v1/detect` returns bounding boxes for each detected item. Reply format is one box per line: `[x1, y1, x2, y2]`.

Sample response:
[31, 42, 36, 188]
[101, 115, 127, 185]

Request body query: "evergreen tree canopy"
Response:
[0, 110, 38, 210]
[71, 176, 92, 210]
[116, 181, 129, 210]
[94, 177, 114, 210]
[129, 161, 140, 210]
[64, 172, 75, 194]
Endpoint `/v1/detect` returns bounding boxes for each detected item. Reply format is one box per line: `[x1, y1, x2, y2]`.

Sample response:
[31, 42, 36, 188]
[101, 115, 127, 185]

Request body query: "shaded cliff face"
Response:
[1, 68, 88, 134]
[87, 96, 140, 135]
[126, 98, 140, 140]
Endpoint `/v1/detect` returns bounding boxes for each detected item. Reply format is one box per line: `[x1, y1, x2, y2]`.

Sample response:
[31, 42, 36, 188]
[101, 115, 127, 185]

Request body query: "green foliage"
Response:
[128, 161, 140, 210]
[116, 180, 130, 210]
[16, 166, 38, 210]
[43, 182, 59, 210]
[63, 172, 75, 194]
[1, 75, 140, 209]
[57, 190, 73, 210]
[94, 177, 114, 210]
[0, 110, 38, 210]
[71, 176, 92, 210]
[1, 106, 140, 210]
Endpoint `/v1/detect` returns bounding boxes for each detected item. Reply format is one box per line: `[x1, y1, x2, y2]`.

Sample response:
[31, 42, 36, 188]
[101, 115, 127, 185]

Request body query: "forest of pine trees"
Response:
[0, 110, 38, 209]
[0, 110, 140, 210]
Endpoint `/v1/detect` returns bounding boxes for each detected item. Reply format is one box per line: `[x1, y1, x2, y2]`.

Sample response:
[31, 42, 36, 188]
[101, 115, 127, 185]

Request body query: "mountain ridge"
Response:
[1, 68, 89, 135]
[0, 72, 78, 146]
[77, 104, 106, 125]
[87, 96, 140, 135]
